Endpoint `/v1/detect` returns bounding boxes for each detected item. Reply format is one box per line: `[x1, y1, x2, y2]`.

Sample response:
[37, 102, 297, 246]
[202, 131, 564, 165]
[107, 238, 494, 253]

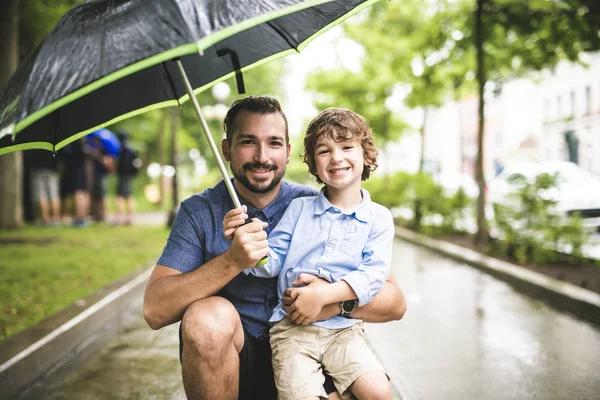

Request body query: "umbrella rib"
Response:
[266, 20, 300, 52]
[161, 62, 181, 107]
[51, 109, 60, 153]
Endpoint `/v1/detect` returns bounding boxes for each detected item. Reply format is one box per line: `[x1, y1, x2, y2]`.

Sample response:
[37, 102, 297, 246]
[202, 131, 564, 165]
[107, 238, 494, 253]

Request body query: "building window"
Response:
[557, 95, 562, 119]
[570, 90, 576, 118]
[585, 86, 591, 115]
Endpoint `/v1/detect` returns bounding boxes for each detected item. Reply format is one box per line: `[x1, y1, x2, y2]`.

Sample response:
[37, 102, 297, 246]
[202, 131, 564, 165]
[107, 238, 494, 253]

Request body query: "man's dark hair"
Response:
[223, 96, 289, 143]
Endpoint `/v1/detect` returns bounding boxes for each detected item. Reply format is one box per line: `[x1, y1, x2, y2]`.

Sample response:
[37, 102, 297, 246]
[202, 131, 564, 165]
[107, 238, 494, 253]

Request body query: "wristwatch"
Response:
[339, 299, 358, 316]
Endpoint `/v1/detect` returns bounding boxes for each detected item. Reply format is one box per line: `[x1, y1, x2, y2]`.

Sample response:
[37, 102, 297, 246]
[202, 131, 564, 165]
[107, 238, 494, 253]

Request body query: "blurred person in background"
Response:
[28, 149, 61, 226]
[114, 131, 140, 226]
[71, 138, 91, 227]
[58, 143, 77, 224]
[89, 136, 115, 222]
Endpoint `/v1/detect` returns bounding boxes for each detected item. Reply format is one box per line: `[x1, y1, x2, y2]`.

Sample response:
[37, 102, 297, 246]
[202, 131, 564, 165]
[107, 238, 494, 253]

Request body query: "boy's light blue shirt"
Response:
[244, 188, 394, 329]
[157, 179, 317, 340]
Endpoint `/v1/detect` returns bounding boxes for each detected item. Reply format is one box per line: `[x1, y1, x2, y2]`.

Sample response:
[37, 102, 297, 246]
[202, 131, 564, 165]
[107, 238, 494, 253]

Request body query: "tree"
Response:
[318, 0, 599, 243]
[305, 22, 408, 151]
[468, 0, 600, 243]
[0, 0, 22, 228]
[344, 0, 474, 228]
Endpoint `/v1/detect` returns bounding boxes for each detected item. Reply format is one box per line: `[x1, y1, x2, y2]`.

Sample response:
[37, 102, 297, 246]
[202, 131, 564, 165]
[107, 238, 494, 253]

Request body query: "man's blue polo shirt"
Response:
[157, 179, 317, 339]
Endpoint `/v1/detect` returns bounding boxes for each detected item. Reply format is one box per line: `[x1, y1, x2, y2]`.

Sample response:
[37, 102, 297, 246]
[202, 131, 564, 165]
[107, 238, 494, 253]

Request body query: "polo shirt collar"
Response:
[234, 179, 291, 222]
[314, 187, 372, 222]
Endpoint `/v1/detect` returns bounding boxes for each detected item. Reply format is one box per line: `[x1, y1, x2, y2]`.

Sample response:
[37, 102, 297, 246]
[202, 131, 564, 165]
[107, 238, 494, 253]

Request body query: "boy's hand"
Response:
[283, 274, 340, 322]
[287, 286, 325, 325]
[222, 205, 248, 241]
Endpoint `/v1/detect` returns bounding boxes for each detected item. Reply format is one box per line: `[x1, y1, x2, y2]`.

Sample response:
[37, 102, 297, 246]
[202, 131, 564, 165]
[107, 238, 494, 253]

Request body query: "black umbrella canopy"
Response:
[0, 0, 382, 155]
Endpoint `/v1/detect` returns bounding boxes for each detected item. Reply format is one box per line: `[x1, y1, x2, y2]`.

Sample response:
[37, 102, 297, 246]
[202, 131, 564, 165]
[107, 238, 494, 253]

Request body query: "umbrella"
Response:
[0, 0, 383, 212]
[86, 128, 122, 157]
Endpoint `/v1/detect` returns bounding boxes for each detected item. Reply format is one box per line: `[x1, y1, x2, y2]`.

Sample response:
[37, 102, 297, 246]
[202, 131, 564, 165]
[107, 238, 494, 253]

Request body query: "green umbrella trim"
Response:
[0, 142, 54, 154]
[9, 0, 382, 146]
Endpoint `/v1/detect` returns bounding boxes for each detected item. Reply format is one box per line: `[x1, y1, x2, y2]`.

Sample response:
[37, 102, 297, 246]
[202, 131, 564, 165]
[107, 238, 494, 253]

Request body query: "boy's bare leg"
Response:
[349, 371, 392, 400]
[181, 297, 245, 400]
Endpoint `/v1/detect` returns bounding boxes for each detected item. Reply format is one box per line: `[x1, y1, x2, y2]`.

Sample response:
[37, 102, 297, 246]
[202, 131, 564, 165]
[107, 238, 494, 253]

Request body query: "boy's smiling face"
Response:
[314, 134, 365, 193]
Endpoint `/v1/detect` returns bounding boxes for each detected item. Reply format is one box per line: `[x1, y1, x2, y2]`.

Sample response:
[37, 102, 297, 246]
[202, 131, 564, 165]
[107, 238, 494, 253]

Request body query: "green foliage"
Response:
[492, 172, 587, 264]
[306, 68, 407, 147]
[366, 171, 473, 235]
[18, 0, 83, 58]
[364, 171, 414, 209]
[0, 224, 169, 340]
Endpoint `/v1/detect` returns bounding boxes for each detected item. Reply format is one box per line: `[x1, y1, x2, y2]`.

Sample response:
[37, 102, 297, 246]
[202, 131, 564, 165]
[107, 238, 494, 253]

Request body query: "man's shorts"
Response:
[269, 318, 388, 400]
[116, 175, 133, 197]
[31, 169, 60, 202]
[74, 164, 88, 191]
[91, 176, 108, 200]
[179, 323, 335, 400]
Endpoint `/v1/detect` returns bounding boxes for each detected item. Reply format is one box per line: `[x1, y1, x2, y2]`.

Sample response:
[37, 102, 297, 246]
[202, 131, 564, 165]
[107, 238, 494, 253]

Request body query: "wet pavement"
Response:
[18, 238, 600, 400]
[367, 241, 600, 400]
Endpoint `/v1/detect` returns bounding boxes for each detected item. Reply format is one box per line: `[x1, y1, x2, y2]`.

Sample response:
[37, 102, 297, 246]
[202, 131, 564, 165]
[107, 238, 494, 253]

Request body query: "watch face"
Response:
[343, 300, 356, 313]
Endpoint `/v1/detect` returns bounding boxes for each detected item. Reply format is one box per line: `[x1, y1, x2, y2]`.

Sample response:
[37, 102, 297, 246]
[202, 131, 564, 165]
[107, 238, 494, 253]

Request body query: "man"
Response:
[143, 96, 407, 400]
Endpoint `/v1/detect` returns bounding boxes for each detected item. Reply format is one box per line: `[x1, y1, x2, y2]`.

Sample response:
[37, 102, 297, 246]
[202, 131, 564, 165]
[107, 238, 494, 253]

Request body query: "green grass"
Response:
[0, 224, 169, 341]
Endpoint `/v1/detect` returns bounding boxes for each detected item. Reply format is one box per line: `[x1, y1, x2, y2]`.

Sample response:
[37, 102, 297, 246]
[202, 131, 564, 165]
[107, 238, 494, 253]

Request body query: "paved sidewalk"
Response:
[21, 307, 187, 400]
[19, 301, 402, 400]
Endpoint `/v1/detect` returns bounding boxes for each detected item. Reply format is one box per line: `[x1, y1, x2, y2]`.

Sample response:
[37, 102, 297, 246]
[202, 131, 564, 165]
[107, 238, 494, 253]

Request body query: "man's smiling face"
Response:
[223, 110, 291, 194]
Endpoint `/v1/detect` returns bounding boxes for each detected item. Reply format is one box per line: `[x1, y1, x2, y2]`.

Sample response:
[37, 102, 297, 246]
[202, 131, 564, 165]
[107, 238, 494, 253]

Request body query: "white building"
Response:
[537, 53, 600, 174]
[420, 52, 600, 178]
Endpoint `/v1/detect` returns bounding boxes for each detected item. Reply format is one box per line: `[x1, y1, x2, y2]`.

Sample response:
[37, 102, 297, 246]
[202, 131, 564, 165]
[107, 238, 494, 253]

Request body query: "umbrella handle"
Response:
[174, 59, 267, 268]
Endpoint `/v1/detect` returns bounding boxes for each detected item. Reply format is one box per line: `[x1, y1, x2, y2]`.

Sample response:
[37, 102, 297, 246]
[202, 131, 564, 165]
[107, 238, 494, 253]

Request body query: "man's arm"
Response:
[349, 273, 406, 322]
[143, 219, 269, 330]
[284, 273, 406, 323]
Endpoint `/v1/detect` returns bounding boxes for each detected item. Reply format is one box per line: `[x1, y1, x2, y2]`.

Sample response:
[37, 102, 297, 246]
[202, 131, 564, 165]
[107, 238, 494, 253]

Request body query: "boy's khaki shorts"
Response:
[269, 318, 387, 400]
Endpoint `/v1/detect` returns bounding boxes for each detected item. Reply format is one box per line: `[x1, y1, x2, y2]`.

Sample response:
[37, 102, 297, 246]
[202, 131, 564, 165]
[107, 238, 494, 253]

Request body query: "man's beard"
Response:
[232, 162, 286, 194]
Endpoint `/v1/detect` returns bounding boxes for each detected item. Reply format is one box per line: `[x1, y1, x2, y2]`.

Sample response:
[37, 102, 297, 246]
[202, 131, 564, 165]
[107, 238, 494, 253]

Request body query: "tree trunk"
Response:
[156, 109, 168, 207]
[474, 0, 489, 244]
[0, 1, 24, 229]
[167, 108, 179, 227]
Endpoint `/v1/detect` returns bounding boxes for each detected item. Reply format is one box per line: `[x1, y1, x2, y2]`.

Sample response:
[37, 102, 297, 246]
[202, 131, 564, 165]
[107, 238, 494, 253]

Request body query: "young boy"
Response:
[223, 108, 394, 400]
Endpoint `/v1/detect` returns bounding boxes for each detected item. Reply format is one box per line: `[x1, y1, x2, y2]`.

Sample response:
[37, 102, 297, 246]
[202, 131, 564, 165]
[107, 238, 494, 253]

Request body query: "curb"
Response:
[0, 267, 152, 400]
[395, 225, 600, 326]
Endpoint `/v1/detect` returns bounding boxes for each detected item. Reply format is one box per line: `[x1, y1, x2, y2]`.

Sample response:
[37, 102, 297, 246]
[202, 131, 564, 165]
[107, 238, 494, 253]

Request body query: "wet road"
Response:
[20, 239, 600, 400]
[366, 240, 600, 400]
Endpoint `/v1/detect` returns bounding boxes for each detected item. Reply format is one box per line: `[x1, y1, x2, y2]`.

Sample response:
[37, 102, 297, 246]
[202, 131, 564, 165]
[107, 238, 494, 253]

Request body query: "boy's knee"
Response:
[181, 297, 239, 352]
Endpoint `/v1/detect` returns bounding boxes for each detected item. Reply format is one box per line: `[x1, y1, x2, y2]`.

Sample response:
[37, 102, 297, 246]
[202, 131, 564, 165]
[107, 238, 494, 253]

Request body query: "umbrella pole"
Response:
[173, 59, 243, 210]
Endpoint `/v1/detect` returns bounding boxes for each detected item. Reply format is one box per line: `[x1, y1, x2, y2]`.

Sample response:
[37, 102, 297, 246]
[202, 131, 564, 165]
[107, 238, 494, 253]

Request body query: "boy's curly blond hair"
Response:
[303, 108, 378, 184]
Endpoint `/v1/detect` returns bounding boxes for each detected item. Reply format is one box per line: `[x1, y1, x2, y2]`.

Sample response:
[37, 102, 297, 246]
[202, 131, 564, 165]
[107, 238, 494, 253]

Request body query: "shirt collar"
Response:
[314, 187, 372, 222]
[235, 179, 291, 221]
